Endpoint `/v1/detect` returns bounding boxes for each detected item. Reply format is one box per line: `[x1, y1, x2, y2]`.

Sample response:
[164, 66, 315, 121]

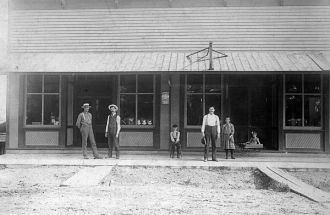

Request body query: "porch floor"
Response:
[1, 151, 330, 169]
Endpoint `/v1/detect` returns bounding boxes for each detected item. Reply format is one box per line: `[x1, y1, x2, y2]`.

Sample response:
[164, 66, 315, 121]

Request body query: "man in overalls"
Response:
[105, 104, 121, 159]
[76, 103, 102, 159]
[201, 106, 220, 162]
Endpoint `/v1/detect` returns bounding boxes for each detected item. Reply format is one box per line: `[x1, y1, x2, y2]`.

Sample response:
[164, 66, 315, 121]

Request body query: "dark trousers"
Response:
[107, 132, 120, 158]
[80, 125, 99, 158]
[170, 141, 182, 158]
[204, 125, 217, 160]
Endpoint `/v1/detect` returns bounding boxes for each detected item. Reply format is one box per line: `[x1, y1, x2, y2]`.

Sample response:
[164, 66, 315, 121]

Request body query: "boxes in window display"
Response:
[137, 119, 152, 125]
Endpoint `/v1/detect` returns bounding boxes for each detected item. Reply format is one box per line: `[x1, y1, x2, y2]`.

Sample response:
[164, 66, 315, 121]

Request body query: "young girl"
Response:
[222, 117, 235, 159]
[170, 124, 182, 158]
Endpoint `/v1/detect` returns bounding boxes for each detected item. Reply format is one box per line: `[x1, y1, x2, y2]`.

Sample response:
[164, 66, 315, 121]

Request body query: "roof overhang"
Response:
[4, 51, 330, 73]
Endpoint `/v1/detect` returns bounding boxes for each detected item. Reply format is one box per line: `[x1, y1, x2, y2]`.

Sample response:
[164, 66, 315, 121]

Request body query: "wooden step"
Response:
[258, 166, 330, 203]
[60, 166, 113, 187]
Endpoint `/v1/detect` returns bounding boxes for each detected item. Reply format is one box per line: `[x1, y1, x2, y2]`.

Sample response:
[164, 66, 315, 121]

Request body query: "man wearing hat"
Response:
[76, 103, 102, 159]
[105, 104, 121, 159]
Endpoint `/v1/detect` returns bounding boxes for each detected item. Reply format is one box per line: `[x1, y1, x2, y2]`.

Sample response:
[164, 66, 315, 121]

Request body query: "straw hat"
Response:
[81, 103, 91, 108]
[108, 104, 118, 111]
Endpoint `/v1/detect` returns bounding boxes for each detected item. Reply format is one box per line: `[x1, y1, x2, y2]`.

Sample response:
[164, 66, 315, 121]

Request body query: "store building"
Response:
[3, 0, 330, 153]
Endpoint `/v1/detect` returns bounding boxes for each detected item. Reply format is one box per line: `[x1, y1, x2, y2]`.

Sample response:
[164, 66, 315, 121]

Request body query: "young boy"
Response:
[105, 104, 121, 159]
[170, 124, 182, 158]
[222, 117, 235, 159]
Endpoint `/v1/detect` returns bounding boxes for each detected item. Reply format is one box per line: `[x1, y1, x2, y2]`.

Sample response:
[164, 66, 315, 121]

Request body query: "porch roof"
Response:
[7, 51, 330, 73]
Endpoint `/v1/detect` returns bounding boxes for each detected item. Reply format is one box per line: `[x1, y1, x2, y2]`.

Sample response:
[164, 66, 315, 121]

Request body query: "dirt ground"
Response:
[0, 165, 329, 215]
[285, 169, 330, 193]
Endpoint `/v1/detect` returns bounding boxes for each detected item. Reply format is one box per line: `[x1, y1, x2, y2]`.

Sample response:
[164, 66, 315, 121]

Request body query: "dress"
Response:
[222, 123, 235, 150]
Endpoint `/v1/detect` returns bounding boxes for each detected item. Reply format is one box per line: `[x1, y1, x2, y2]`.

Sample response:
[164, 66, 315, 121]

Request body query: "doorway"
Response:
[225, 75, 278, 150]
[72, 75, 117, 147]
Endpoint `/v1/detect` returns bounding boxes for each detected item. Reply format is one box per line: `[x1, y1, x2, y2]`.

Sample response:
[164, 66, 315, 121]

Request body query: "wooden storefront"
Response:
[3, 1, 330, 153]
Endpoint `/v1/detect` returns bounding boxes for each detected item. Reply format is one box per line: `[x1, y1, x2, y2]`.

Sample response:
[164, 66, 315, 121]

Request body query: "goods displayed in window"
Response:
[120, 74, 155, 126]
[25, 75, 60, 126]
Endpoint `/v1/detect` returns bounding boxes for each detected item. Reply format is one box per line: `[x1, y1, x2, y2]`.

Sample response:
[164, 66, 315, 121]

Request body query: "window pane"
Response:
[26, 95, 42, 125]
[44, 95, 60, 125]
[285, 75, 302, 93]
[120, 94, 136, 125]
[285, 95, 302, 126]
[205, 94, 221, 116]
[304, 74, 321, 94]
[120, 75, 136, 93]
[304, 96, 321, 127]
[187, 75, 203, 93]
[187, 94, 203, 125]
[205, 74, 221, 93]
[27, 75, 42, 93]
[138, 75, 154, 93]
[44, 75, 60, 93]
[138, 95, 154, 125]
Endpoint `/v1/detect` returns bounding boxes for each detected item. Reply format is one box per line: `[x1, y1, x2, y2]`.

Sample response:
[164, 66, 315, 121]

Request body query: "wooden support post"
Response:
[209, 42, 214, 71]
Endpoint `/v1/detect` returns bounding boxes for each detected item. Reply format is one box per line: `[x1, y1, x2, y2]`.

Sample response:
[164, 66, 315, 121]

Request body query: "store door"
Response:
[73, 75, 117, 148]
[226, 75, 278, 150]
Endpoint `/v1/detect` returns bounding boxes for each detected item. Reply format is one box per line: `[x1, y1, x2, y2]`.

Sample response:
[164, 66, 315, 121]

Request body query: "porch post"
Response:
[6, 73, 20, 149]
[159, 73, 170, 150]
[324, 73, 330, 153]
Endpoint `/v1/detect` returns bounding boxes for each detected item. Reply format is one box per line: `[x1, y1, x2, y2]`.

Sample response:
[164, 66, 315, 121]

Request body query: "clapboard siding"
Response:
[9, 6, 330, 52]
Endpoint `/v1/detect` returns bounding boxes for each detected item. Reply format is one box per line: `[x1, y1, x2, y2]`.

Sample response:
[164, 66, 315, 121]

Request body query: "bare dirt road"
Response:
[0, 165, 329, 215]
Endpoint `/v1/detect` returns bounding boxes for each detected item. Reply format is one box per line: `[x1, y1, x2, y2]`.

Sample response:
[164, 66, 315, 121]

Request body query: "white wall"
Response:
[0, 0, 8, 72]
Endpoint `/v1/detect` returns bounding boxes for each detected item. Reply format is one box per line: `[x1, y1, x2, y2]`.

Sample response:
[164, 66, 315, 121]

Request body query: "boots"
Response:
[116, 151, 120, 159]
[225, 150, 229, 159]
[230, 149, 235, 159]
[108, 150, 112, 158]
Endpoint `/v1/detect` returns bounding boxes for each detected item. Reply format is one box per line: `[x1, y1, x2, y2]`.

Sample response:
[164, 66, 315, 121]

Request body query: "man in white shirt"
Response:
[201, 106, 220, 162]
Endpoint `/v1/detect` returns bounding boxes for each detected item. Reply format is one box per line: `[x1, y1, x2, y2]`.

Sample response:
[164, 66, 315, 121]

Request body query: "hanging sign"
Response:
[161, 92, 170, 105]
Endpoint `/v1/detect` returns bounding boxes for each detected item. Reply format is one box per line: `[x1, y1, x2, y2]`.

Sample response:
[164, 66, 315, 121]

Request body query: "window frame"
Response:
[184, 73, 223, 128]
[24, 74, 61, 128]
[283, 73, 322, 130]
[118, 74, 156, 129]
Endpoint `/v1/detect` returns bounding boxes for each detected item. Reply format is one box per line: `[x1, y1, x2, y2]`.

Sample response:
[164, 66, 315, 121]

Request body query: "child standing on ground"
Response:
[170, 124, 182, 158]
[222, 117, 235, 159]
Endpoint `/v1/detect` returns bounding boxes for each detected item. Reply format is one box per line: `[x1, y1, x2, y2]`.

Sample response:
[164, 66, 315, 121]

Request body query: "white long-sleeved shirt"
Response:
[201, 114, 220, 134]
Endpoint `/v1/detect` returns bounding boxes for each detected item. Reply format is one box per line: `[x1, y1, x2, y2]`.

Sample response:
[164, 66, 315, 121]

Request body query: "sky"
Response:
[0, 75, 6, 123]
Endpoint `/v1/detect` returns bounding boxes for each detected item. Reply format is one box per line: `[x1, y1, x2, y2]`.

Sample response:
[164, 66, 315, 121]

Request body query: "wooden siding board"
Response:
[9, 7, 330, 53]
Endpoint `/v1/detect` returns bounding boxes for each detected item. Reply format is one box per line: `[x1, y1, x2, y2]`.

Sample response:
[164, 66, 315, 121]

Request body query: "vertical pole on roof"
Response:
[209, 42, 214, 70]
